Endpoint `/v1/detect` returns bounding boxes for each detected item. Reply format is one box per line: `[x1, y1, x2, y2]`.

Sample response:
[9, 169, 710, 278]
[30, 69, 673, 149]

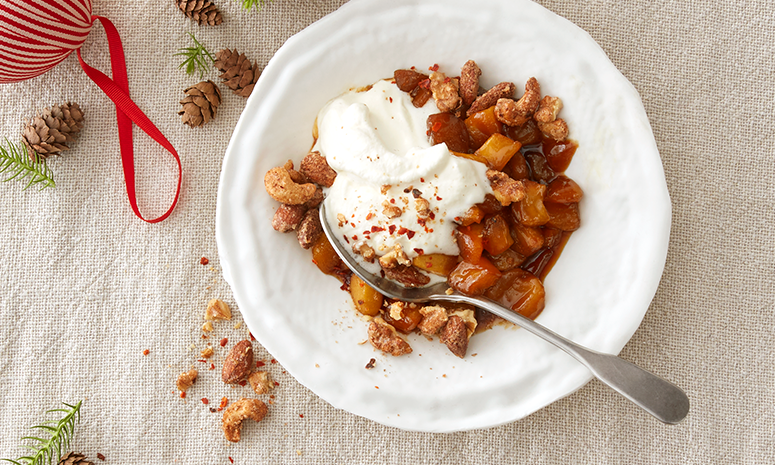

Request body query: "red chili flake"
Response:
[238, 380, 247, 387]
[220, 397, 228, 409]
[375, 386, 379, 389]
[418, 78, 431, 89]
[431, 121, 442, 132]
[420, 177, 425, 182]
[299, 414, 304, 418]
[429, 212, 435, 220]
[363, 231, 370, 235]
[249, 332, 255, 341]
[436, 196, 443, 201]
[97, 453, 106, 461]
[219, 338, 228, 347]
[201, 335, 208, 339]
[256, 360, 265, 367]
[429, 63, 439, 71]
[389, 198, 395, 204]
[389, 97, 393, 103]
[371, 226, 385, 232]
[197, 359, 207, 363]
[413, 248, 424, 255]
[343, 235, 350, 244]
[209, 408, 216, 413]
[443, 76, 451, 83]
[228, 458, 234, 464]
[271, 359, 277, 364]
[270, 395, 275, 399]
[388, 225, 396, 234]
[352, 235, 358, 241]
[406, 230, 416, 239]
[397, 227, 408, 236]
[209, 363, 215, 370]
[273, 381, 280, 386]
[142, 349, 150, 356]
[410, 66, 416, 70]
[417, 218, 426, 227]
[350, 222, 356, 227]
[180, 392, 186, 399]
[454, 216, 462, 222]
[200, 257, 209, 265]
[426, 129, 431, 136]
[311, 258, 318, 265]
[201, 398, 209, 405]
[366, 212, 374, 220]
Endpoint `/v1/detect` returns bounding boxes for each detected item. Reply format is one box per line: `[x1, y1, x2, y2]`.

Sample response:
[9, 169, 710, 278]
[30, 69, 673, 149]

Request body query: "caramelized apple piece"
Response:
[428, 113, 471, 153]
[542, 227, 563, 249]
[484, 268, 545, 319]
[350, 274, 383, 316]
[456, 223, 484, 262]
[545, 176, 583, 204]
[410, 86, 432, 108]
[412, 254, 458, 276]
[465, 106, 503, 149]
[474, 134, 521, 171]
[502, 151, 529, 180]
[383, 303, 423, 333]
[394, 69, 427, 92]
[543, 138, 578, 172]
[477, 194, 503, 215]
[512, 180, 550, 226]
[524, 151, 555, 183]
[482, 214, 514, 256]
[545, 202, 581, 231]
[504, 119, 542, 145]
[458, 204, 485, 226]
[448, 257, 502, 296]
[311, 235, 344, 275]
[485, 248, 525, 272]
[509, 220, 545, 257]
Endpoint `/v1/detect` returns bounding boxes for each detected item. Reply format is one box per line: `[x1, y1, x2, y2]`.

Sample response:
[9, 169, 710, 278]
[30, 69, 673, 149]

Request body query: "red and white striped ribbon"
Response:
[0, 0, 92, 83]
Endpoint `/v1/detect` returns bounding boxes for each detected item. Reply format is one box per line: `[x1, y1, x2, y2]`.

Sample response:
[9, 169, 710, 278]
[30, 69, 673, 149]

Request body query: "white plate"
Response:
[216, 0, 671, 432]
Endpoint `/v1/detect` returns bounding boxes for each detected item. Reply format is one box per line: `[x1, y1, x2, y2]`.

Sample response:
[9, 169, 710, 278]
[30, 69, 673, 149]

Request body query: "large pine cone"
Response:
[214, 49, 260, 98]
[22, 102, 85, 159]
[177, 0, 222, 26]
[58, 452, 94, 465]
[179, 80, 222, 127]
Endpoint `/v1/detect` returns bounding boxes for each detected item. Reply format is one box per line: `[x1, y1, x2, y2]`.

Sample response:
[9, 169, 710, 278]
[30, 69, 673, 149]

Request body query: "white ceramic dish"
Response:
[216, 0, 671, 432]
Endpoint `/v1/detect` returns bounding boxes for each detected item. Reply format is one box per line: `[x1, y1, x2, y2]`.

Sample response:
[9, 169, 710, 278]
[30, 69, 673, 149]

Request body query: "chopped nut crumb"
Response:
[202, 321, 213, 332]
[248, 371, 274, 395]
[176, 369, 198, 392]
[200, 257, 209, 265]
[365, 358, 376, 369]
[201, 346, 214, 358]
[205, 299, 232, 320]
[382, 201, 402, 219]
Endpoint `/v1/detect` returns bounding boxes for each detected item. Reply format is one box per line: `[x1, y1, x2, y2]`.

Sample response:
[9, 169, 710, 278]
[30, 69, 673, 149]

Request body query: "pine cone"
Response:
[177, 0, 222, 26]
[22, 102, 85, 159]
[214, 49, 260, 98]
[179, 80, 222, 127]
[58, 452, 94, 465]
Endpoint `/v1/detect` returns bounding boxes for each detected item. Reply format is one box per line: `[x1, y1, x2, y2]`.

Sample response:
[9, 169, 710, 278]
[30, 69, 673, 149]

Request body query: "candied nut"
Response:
[201, 346, 214, 358]
[459, 60, 481, 106]
[354, 243, 376, 263]
[222, 398, 268, 443]
[418, 305, 449, 336]
[378, 244, 411, 269]
[430, 72, 461, 113]
[206, 299, 232, 320]
[176, 369, 198, 391]
[415, 198, 431, 217]
[202, 321, 214, 332]
[538, 118, 569, 141]
[450, 309, 477, 336]
[382, 264, 431, 288]
[337, 213, 347, 228]
[382, 201, 402, 219]
[248, 371, 274, 395]
[368, 317, 412, 356]
[534, 96, 563, 123]
[264, 166, 317, 205]
[283, 160, 309, 184]
[388, 301, 406, 321]
[272, 204, 307, 232]
[299, 151, 337, 187]
[296, 208, 323, 249]
[494, 98, 529, 127]
[380, 185, 391, 195]
[440, 315, 469, 358]
[222, 340, 254, 384]
[487, 169, 526, 206]
[303, 187, 324, 209]
[467, 82, 516, 116]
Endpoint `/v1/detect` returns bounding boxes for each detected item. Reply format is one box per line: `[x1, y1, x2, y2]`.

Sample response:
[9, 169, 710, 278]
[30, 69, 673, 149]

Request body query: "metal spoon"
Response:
[319, 204, 689, 424]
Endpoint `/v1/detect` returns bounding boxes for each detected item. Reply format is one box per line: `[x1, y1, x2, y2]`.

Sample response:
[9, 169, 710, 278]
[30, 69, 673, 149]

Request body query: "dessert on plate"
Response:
[264, 60, 582, 359]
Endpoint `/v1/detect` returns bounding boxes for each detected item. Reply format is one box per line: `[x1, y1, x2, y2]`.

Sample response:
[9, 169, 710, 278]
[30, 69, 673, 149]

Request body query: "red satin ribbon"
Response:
[76, 15, 181, 223]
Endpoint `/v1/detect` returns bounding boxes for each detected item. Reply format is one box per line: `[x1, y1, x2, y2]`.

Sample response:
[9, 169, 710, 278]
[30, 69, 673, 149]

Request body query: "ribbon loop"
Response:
[76, 15, 181, 223]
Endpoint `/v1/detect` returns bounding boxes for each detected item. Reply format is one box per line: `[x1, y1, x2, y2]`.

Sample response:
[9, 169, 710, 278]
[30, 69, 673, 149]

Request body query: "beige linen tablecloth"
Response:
[0, 0, 772, 463]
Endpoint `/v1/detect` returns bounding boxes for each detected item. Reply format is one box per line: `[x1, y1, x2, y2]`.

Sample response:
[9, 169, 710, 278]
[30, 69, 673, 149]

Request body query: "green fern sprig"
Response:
[174, 32, 214, 78]
[2, 400, 82, 465]
[237, 0, 274, 10]
[0, 139, 55, 190]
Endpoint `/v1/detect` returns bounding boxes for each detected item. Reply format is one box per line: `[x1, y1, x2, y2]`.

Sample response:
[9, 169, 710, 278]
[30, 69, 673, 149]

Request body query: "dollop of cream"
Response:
[316, 79, 492, 267]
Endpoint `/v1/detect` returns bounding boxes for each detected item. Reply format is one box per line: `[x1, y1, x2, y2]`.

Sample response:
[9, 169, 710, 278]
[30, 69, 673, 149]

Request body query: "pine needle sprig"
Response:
[175, 33, 215, 78]
[1, 400, 82, 465]
[0, 139, 55, 190]
[237, 0, 274, 10]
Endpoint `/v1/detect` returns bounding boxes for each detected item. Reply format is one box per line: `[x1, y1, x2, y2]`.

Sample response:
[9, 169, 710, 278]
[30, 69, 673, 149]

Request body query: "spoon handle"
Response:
[446, 294, 690, 424]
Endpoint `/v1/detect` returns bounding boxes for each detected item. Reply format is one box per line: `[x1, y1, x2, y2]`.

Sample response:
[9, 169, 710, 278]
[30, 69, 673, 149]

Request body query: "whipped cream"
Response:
[317, 79, 492, 269]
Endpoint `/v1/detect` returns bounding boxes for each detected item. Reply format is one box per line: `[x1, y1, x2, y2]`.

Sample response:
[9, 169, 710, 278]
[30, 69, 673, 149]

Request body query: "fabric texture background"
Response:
[0, 0, 772, 463]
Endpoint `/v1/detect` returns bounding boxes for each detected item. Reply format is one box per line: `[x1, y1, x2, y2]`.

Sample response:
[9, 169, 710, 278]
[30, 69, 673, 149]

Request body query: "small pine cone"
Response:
[22, 102, 85, 159]
[214, 49, 260, 98]
[58, 452, 94, 465]
[177, 0, 222, 26]
[179, 80, 222, 127]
